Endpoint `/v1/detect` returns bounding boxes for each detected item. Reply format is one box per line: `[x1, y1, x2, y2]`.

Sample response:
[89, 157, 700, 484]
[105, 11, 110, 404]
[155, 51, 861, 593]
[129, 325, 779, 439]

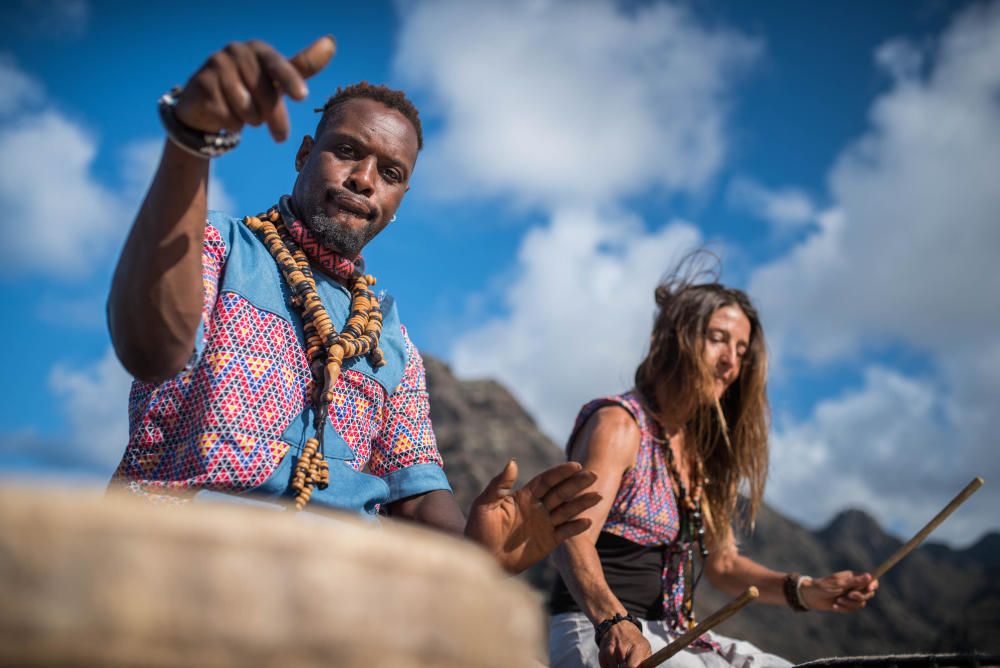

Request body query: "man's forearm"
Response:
[109, 140, 210, 382]
[385, 489, 467, 534]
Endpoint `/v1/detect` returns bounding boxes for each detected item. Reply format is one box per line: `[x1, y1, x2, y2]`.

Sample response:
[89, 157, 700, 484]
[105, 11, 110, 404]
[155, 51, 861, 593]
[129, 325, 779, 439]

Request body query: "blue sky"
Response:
[1, 0, 998, 546]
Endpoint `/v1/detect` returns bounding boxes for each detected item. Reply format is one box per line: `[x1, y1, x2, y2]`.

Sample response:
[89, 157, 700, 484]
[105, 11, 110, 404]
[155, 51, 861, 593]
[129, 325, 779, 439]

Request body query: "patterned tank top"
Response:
[568, 391, 711, 641]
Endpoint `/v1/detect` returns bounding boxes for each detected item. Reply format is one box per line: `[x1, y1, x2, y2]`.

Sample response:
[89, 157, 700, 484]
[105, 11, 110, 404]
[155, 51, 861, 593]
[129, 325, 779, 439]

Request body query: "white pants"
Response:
[549, 612, 792, 668]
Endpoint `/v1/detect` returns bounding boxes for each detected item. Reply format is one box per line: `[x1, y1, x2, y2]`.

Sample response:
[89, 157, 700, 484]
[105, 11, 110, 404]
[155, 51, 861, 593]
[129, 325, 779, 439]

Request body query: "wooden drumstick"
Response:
[638, 587, 759, 668]
[871, 476, 984, 580]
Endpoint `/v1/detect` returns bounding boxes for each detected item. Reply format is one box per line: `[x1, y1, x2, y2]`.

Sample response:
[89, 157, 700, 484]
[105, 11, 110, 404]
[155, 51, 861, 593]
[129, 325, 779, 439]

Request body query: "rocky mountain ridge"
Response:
[423, 355, 999, 662]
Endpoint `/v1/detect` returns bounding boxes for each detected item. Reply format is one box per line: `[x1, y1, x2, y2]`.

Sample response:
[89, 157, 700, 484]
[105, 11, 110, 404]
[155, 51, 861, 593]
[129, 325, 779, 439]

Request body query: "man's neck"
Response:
[277, 196, 361, 284]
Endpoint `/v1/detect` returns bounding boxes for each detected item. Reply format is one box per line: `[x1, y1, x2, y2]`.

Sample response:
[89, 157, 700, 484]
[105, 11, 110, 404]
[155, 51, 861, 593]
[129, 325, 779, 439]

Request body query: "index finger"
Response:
[290, 35, 336, 79]
[249, 41, 310, 100]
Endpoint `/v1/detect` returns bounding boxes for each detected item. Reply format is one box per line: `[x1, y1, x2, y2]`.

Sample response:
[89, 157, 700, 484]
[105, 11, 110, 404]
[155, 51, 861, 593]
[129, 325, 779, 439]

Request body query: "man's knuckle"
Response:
[184, 75, 211, 97]
[202, 99, 230, 123]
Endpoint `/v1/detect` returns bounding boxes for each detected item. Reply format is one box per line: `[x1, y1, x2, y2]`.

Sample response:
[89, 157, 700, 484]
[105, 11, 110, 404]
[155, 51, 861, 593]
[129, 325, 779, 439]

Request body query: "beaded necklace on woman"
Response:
[652, 424, 709, 629]
[244, 205, 386, 510]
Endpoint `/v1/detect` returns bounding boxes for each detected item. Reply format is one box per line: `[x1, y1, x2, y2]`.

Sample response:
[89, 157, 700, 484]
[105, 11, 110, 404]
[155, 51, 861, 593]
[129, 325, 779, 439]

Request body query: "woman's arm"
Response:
[705, 526, 878, 611]
[552, 406, 649, 668]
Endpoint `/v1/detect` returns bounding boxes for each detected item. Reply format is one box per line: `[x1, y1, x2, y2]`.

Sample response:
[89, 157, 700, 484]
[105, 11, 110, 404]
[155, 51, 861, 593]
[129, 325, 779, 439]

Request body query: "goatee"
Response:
[305, 213, 365, 259]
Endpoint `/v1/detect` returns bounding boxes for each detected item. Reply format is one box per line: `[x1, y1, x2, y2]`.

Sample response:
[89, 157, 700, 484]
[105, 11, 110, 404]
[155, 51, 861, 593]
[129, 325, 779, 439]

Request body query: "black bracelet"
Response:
[594, 612, 643, 647]
[783, 572, 809, 612]
[158, 86, 241, 159]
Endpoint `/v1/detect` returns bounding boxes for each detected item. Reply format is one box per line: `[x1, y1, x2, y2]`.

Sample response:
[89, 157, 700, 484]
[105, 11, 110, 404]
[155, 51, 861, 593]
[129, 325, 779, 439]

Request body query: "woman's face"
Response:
[702, 304, 752, 399]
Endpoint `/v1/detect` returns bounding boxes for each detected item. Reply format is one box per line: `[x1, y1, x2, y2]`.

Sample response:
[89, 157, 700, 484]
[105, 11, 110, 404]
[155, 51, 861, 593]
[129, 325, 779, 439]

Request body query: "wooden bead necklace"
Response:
[655, 427, 709, 628]
[245, 206, 386, 510]
[668, 443, 708, 627]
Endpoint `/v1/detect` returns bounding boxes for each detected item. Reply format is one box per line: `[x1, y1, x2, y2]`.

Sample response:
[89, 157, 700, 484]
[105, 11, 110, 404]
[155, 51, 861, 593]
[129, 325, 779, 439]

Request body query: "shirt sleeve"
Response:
[187, 213, 230, 365]
[369, 326, 452, 502]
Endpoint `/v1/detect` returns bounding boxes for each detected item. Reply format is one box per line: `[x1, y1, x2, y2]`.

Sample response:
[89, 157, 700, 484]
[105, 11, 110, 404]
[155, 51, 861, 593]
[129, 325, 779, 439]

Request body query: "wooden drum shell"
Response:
[0, 486, 545, 667]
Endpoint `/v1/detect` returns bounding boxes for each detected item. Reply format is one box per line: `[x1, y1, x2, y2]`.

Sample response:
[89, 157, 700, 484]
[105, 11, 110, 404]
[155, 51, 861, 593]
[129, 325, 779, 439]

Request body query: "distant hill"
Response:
[423, 355, 1000, 663]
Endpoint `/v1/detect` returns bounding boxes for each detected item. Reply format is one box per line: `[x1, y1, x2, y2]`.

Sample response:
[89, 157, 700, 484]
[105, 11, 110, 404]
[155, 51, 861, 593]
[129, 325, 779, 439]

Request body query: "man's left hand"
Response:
[464, 460, 599, 573]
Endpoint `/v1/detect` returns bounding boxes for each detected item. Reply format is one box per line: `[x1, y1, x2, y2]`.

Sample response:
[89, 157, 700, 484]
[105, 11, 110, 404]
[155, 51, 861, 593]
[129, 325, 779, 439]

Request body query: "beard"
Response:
[304, 213, 368, 259]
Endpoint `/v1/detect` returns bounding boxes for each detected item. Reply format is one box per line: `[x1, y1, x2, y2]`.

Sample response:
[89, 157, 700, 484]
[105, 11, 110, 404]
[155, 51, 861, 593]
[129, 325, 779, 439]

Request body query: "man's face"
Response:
[291, 97, 419, 258]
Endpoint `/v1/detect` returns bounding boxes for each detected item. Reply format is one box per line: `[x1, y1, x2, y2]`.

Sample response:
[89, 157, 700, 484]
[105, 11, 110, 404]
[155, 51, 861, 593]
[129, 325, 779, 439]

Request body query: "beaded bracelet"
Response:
[594, 612, 643, 647]
[158, 86, 241, 159]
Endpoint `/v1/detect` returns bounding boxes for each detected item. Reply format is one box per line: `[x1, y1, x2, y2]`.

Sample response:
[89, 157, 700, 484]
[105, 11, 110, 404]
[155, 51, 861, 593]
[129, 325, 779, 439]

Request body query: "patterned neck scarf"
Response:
[278, 195, 364, 282]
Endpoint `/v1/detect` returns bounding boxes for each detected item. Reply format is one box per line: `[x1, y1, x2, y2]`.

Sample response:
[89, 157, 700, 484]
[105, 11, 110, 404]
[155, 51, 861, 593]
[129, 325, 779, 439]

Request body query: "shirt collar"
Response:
[278, 195, 364, 282]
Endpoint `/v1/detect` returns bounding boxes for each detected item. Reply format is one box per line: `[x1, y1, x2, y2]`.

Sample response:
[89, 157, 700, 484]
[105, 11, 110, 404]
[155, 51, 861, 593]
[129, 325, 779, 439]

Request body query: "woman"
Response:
[549, 275, 878, 668]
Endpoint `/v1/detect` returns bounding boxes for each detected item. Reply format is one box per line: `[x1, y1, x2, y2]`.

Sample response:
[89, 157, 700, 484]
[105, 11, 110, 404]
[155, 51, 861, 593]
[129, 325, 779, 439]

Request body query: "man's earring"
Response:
[390, 215, 397, 223]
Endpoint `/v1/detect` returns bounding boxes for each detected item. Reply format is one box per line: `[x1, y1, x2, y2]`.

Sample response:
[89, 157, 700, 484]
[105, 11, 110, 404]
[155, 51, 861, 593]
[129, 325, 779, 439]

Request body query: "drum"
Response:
[796, 653, 1000, 668]
[0, 485, 546, 667]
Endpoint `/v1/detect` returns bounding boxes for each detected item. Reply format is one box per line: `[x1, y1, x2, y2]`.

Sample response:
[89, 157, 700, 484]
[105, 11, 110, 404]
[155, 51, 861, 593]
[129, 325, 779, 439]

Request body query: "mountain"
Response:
[423, 355, 1000, 663]
[424, 355, 565, 512]
[423, 355, 565, 590]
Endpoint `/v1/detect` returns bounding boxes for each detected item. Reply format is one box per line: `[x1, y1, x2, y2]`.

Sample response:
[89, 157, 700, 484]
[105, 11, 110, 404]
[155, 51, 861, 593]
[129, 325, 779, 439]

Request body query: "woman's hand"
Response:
[801, 571, 878, 612]
[599, 621, 651, 668]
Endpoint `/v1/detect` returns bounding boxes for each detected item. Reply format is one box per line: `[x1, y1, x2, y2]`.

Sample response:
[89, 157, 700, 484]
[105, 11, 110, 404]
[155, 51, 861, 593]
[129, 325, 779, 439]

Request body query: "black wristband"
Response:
[158, 86, 241, 159]
[783, 572, 809, 612]
[594, 612, 643, 647]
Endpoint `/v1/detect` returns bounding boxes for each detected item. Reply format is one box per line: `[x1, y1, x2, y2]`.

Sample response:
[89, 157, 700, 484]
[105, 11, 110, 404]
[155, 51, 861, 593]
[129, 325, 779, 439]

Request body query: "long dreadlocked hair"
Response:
[634, 253, 770, 548]
[314, 81, 424, 150]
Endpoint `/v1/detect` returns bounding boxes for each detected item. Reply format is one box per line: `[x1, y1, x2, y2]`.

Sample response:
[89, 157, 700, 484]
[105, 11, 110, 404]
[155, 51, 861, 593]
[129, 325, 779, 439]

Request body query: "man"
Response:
[107, 36, 598, 574]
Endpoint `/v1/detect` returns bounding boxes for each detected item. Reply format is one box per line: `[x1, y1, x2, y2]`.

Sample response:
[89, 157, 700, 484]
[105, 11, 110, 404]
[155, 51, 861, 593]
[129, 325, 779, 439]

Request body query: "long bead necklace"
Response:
[659, 429, 709, 628]
[245, 206, 385, 510]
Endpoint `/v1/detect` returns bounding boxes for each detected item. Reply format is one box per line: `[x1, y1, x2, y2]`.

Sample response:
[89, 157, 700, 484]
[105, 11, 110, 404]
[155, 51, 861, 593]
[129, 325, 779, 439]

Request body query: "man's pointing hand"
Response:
[174, 36, 335, 143]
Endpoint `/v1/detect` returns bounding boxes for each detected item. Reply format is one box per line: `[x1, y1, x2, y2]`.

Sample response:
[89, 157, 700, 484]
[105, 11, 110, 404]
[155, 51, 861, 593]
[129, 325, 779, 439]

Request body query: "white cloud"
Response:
[875, 38, 924, 82]
[0, 110, 126, 276]
[452, 207, 703, 440]
[753, 3, 1000, 543]
[48, 347, 133, 474]
[0, 58, 124, 277]
[439, 1, 1000, 544]
[726, 177, 818, 230]
[395, 0, 760, 208]
[750, 2, 1000, 363]
[399, 1, 757, 439]
[0, 56, 44, 116]
[768, 365, 999, 545]
[0, 62, 236, 278]
[0, 62, 232, 478]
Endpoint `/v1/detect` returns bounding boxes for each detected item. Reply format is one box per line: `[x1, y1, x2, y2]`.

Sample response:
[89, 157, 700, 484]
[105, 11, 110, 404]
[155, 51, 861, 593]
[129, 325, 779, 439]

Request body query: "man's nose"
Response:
[346, 155, 377, 196]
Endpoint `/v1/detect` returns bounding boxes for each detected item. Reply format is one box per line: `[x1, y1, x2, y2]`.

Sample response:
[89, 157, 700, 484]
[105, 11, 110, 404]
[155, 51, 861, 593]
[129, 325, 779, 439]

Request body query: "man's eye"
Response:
[382, 168, 402, 183]
[336, 144, 355, 157]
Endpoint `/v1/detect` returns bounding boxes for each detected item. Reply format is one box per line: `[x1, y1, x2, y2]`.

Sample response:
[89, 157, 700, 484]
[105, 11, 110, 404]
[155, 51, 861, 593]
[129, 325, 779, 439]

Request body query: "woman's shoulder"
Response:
[567, 392, 646, 453]
[587, 403, 641, 436]
[576, 391, 646, 423]
[567, 401, 642, 469]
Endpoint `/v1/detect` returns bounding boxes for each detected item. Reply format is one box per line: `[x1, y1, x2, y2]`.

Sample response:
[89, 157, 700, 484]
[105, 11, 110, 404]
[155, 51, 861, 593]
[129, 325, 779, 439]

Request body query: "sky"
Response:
[1, 0, 998, 547]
